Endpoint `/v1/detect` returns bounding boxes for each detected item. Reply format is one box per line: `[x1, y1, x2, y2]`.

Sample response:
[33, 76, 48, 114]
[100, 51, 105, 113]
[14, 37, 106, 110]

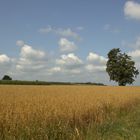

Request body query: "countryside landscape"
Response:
[0, 0, 140, 140]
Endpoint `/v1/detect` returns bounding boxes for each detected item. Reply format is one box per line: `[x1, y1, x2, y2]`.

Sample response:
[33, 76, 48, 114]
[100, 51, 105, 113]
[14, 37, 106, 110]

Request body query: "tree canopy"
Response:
[2, 75, 12, 81]
[106, 48, 139, 86]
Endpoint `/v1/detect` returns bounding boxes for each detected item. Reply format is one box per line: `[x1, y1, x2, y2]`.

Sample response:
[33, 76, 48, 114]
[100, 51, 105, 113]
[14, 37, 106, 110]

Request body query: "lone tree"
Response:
[106, 48, 139, 86]
[2, 75, 12, 81]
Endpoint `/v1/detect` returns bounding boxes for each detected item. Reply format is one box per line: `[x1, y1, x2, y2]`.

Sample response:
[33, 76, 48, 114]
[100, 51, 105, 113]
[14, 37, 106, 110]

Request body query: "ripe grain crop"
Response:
[0, 85, 140, 140]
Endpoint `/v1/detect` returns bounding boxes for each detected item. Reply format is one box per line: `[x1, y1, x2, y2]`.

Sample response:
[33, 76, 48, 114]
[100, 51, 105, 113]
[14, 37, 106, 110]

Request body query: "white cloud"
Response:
[128, 49, 140, 83]
[59, 38, 77, 53]
[128, 49, 140, 59]
[56, 53, 83, 74]
[39, 26, 81, 40]
[56, 53, 83, 67]
[123, 36, 140, 72]
[56, 28, 80, 40]
[0, 39, 113, 84]
[85, 64, 106, 72]
[0, 54, 10, 64]
[126, 36, 140, 60]
[124, 37, 140, 85]
[0, 54, 12, 77]
[124, 1, 140, 20]
[86, 52, 107, 72]
[16, 43, 47, 73]
[20, 44, 45, 60]
[16, 40, 25, 47]
[87, 52, 107, 64]
[49, 67, 61, 73]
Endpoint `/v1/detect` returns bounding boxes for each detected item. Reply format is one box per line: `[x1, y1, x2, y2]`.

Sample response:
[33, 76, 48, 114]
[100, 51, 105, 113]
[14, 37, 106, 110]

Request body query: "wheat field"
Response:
[0, 85, 140, 140]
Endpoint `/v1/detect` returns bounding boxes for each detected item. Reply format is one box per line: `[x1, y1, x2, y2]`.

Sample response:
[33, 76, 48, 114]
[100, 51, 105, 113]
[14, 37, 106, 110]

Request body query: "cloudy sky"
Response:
[0, 0, 140, 85]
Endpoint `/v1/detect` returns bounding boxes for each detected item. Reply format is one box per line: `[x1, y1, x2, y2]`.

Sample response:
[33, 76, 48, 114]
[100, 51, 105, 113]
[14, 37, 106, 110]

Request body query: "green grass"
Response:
[84, 105, 140, 140]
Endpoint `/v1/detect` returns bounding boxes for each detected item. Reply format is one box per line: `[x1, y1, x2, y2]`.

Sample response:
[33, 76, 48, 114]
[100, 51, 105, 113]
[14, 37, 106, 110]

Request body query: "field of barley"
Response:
[0, 85, 140, 140]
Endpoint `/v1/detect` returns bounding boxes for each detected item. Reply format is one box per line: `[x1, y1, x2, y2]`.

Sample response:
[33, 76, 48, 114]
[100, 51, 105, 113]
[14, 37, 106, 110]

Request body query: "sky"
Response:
[0, 0, 140, 85]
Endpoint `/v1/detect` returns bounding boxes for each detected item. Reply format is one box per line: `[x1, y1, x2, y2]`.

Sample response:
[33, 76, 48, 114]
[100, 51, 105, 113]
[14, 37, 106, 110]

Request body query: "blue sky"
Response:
[0, 0, 140, 85]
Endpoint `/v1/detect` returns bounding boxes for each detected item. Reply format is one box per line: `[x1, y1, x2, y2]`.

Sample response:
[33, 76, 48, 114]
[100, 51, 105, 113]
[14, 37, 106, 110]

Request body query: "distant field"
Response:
[0, 85, 140, 140]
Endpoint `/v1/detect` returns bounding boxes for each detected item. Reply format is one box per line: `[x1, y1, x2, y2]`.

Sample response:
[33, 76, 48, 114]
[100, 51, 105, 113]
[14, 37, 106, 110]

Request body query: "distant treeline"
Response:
[0, 80, 105, 86]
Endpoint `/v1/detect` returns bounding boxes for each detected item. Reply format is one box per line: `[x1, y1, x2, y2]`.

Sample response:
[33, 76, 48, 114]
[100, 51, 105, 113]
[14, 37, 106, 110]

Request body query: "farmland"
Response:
[0, 85, 140, 140]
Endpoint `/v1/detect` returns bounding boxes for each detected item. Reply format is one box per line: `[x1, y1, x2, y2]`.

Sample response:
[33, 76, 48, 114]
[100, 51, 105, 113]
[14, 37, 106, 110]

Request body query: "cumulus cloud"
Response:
[16, 43, 47, 73]
[55, 53, 83, 74]
[124, 1, 140, 20]
[128, 49, 140, 85]
[86, 52, 107, 72]
[39, 26, 81, 40]
[128, 49, 140, 60]
[20, 45, 45, 60]
[86, 64, 106, 72]
[48, 67, 61, 74]
[56, 53, 83, 68]
[122, 36, 140, 84]
[0, 54, 12, 76]
[0, 39, 114, 84]
[0, 54, 10, 64]
[123, 36, 140, 70]
[59, 38, 77, 53]
[87, 52, 107, 64]
[0, 38, 114, 84]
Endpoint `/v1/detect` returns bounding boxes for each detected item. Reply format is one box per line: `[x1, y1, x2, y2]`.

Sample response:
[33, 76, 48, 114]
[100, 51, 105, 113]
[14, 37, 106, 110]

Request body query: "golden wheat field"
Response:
[0, 85, 140, 140]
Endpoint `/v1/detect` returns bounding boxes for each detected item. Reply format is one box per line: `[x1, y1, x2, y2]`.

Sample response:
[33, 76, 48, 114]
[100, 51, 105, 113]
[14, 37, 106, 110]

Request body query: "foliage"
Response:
[2, 75, 12, 81]
[106, 48, 139, 86]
